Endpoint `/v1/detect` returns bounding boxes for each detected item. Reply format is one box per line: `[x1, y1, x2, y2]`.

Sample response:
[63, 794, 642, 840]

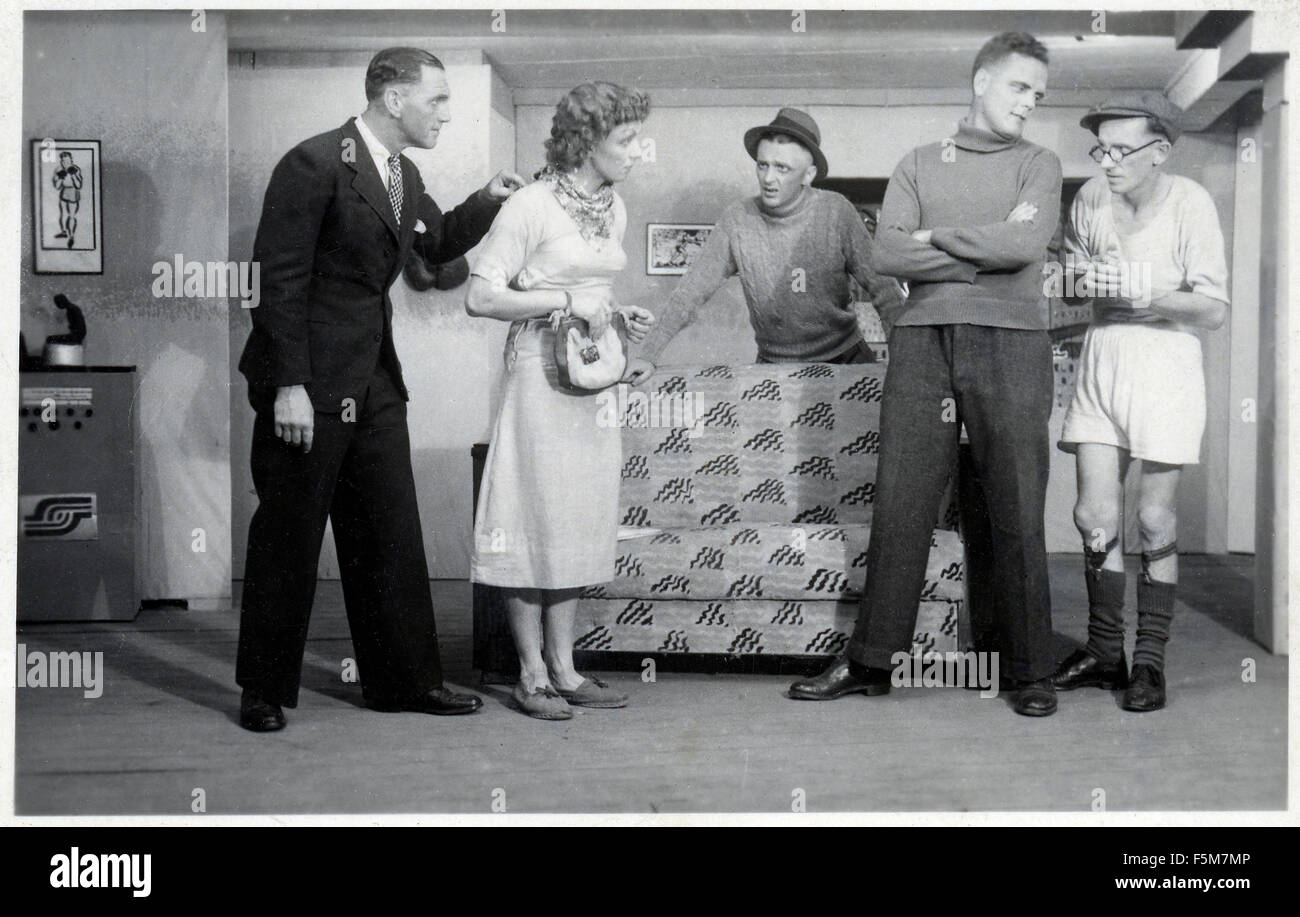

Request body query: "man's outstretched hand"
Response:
[619, 305, 657, 344]
[275, 384, 315, 453]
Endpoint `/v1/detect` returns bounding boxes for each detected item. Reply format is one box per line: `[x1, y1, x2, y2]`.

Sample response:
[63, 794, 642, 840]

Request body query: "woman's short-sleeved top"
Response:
[471, 180, 628, 293]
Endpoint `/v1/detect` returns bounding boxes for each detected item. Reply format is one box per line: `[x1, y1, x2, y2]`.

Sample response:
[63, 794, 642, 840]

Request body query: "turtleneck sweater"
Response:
[872, 118, 1063, 330]
[638, 187, 906, 363]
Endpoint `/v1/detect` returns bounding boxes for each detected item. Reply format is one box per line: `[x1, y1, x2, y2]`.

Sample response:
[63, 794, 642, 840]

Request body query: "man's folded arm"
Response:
[927, 150, 1063, 271]
[871, 152, 978, 284]
[874, 228, 980, 284]
[637, 222, 737, 363]
[250, 144, 334, 387]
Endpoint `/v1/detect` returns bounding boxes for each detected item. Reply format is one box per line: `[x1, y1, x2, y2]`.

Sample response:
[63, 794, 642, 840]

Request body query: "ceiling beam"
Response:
[1166, 11, 1289, 124]
[1183, 80, 1263, 131]
[512, 86, 1110, 109]
[226, 9, 1178, 50]
[1174, 10, 1252, 50]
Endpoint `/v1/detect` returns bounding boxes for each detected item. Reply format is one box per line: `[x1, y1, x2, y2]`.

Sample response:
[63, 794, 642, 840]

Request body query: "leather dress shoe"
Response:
[372, 686, 483, 716]
[788, 655, 891, 700]
[240, 690, 286, 732]
[1121, 664, 1166, 712]
[1052, 648, 1128, 691]
[1013, 677, 1058, 717]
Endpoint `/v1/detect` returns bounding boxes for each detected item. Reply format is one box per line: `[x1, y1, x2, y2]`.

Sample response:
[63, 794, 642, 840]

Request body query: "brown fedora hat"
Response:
[744, 107, 829, 181]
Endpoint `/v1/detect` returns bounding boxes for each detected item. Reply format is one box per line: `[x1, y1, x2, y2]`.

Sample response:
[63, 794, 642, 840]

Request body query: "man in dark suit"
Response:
[236, 47, 524, 731]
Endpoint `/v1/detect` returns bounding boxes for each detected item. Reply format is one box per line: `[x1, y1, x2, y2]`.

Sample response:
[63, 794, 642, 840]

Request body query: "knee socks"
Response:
[1134, 542, 1178, 670]
[1083, 537, 1126, 663]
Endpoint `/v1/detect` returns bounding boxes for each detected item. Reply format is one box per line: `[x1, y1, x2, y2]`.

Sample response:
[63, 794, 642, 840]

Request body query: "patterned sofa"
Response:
[472, 361, 968, 676]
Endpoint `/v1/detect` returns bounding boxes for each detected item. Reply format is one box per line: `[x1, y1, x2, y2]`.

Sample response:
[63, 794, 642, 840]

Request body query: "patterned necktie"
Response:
[387, 153, 403, 226]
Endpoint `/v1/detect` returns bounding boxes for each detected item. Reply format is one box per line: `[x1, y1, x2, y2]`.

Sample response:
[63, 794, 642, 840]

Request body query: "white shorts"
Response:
[1059, 322, 1206, 466]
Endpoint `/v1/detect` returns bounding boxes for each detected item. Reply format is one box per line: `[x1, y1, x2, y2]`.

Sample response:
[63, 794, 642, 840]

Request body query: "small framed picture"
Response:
[646, 222, 713, 275]
[32, 139, 103, 274]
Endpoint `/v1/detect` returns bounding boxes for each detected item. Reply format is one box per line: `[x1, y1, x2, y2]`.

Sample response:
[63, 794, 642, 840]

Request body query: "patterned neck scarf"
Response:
[538, 165, 615, 244]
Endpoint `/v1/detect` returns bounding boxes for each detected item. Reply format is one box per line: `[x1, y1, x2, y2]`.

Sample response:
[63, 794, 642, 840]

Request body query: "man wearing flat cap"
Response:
[628, 107, 905, 374]
[1052, 90, 1228, 713]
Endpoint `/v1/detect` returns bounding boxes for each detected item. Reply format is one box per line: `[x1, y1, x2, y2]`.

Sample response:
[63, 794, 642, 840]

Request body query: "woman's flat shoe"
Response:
[511, 683, 573, 720]
[557, 676, 628, 708]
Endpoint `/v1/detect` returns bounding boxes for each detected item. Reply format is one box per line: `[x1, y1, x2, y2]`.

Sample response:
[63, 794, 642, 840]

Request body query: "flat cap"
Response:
[1080, 90, 1185, 142]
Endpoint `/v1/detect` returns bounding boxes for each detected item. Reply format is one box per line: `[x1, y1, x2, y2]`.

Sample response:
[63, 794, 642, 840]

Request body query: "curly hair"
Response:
[545, 82, 651, 172]
[970, 31, 1049, 80]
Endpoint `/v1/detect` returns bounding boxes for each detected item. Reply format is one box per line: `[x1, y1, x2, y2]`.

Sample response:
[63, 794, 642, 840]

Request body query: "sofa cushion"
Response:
[616, 363, 890, 528]
[585, 523, 964, 603]
[574, 597, 961, 656]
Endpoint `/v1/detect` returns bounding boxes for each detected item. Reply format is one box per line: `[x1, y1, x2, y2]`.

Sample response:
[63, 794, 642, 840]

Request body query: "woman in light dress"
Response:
[466, 82, 655, 720]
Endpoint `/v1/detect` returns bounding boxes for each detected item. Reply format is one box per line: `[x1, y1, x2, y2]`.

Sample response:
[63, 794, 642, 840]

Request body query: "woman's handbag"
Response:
[553, 309, 628, 393]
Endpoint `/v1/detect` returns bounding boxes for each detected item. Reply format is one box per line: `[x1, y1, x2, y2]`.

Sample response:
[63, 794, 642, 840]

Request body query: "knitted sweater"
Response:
[873, 119, 1063, 330]
[639, 188, 907, 362]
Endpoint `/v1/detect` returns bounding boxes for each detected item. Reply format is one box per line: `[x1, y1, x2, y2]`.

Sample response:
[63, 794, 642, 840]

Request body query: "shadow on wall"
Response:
[228, 221, 259, 578]
[129, 162, 234, 601]
[392, 275, 507, 578]
[29, 161, 236, 601]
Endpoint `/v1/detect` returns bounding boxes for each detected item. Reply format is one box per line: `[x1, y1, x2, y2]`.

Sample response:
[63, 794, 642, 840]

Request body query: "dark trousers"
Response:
[236, 366, 443, 707]
[846, 324, 1055, 682]
[958, 445, 1000, 656]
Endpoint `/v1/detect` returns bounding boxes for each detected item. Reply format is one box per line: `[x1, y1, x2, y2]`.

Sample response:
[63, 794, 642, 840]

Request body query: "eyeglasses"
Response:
[1088, 138, 1163, 165]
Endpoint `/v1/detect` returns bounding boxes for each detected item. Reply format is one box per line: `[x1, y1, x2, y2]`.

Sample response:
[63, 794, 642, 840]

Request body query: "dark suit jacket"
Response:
[239, 117, 500, 414]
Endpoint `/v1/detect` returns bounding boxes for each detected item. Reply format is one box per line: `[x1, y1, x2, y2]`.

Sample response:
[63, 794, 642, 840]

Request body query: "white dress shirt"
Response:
[354, 113, 398, 193]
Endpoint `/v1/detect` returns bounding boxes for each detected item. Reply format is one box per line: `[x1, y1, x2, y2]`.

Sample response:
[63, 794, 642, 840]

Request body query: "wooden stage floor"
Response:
[14, 555, 1286, 815]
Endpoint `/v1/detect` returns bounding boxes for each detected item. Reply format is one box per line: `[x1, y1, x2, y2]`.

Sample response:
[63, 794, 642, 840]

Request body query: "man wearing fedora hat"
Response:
[630, 107, 904, 372]
[789, 32, 1063, 716]
[1052, 91, 1228, 713]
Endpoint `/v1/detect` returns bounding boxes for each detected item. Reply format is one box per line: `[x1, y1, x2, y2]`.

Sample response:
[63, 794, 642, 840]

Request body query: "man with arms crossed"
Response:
[789, 32, 1063, 716]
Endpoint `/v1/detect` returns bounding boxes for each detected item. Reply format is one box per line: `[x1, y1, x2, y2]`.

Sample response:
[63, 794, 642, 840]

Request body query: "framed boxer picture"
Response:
[31, 138, 103, 274]
[646, 222, 713, 275]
